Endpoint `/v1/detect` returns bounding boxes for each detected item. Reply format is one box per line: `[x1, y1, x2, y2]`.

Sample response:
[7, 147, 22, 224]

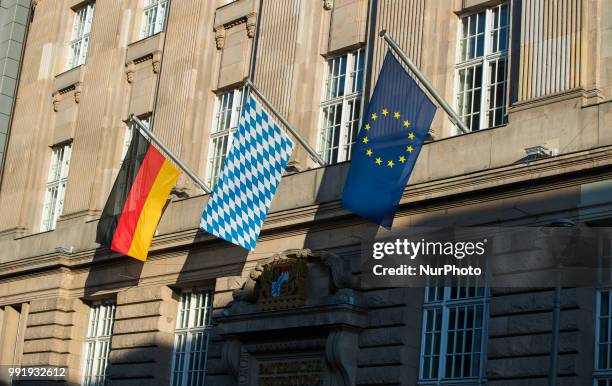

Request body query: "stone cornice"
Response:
[3, 145, 612, 279]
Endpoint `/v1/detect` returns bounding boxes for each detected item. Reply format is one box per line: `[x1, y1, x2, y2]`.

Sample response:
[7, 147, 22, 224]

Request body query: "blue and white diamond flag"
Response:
[200, 96, 294, 250]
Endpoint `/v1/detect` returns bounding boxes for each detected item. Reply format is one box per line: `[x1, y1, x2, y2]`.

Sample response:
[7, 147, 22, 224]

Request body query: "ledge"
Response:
[125, 32, 164, 65]
[214, 0, 257, 30]
[215, 303, 367, 335]
[509, 88, 585, 113]
[458, 0, 505, 13]
[53, 65, 84, 92]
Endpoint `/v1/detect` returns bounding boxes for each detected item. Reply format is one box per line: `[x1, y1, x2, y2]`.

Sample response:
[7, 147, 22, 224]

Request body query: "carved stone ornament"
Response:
[232, 263, 264, 303]
[319, 251, 360, 290]
[152, 51, 162, 74]
[256, 251, 309, 311]
[74, 82, 82, 104]
[231, 249, 359, 310]
[323, 0, 334, 10]
[221, 338, 243, 379]
[125, 61, 135, 83]
[32, 0, 40, 9]
[215, 26, 226, 50]
[52, 92, 60, 112]
[325, 328, 358, 386]
[246, 13, 257, 38]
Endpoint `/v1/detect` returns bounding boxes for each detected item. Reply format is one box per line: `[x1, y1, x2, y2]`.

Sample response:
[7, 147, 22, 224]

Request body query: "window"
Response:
[82, 302, 115, 386]
[318, 48, 365, 164]
[141, 0, 169, 39]
[595, 289, 612, 385]
[419, 287, 488, 385]
[120, 116, 150, 166]
[68, 3, 95, 70]
[455, 3, 509, 131]
[41, 143, 72, 232]
[170, 290, 213, 386]
[206, 89, 243, 187]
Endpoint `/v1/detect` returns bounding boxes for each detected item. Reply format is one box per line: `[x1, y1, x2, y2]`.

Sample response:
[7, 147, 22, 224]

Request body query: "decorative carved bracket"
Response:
[214, 13, 258, 48]
[221, 338, 242, 379]
[152, 51, 162, 73]
[215, 26, 226, 49]
[233, 263, 263, 302]
[323, 0, 334, 10]
[125, 61, 135, 83]
[52, 65, 85, 112]
[246, 12, 257, 38]
[213, 0, 258, 49]
[51, 82, 82, 112]
[52, 91, 60, 112]
[318, 251, 360, 290]
[74, 82, 82, 104]
[124, 50, 160, 84]
[325, 328, 358, 386]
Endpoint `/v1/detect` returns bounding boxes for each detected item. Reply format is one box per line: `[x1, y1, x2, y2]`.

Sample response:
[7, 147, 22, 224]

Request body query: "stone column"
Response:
[0, 304, 28, 383]
[21, 297, 89, 385]
[108, 286, 178, 386]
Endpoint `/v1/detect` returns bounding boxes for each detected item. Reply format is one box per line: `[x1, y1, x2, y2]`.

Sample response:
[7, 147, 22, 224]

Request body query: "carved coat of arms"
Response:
[257, 256, 308, 311]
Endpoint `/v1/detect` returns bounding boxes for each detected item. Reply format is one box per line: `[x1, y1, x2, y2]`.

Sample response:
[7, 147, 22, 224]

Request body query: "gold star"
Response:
[375, 157, 382, 165]
[406, 145, 414, 153]
[364, 123, 371, 131]
[399, 155, 406, 163]
[362, 136, 369, 144]
[366, 149, 373, 156]
[387, 160, 394, 167]
[382, 108, 389, 116]
[372, 113, 378, 120]
[394, 112, 400, 119]
[408, 132, 415, 140]
[403, 120, 410, 127]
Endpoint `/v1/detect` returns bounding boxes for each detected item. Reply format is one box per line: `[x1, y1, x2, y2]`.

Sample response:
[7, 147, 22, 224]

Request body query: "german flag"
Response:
[96, 129, 179, 261]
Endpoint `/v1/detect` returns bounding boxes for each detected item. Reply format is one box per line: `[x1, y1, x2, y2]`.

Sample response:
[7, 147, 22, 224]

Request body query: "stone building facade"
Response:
[0, 0, 610, 385]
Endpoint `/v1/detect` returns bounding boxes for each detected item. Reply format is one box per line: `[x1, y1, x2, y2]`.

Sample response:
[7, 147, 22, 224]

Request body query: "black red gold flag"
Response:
[96, 129, 179, 261]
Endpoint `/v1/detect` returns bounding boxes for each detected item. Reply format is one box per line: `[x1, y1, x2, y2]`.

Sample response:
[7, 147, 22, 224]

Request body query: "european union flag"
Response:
[342, 50, 436, 228]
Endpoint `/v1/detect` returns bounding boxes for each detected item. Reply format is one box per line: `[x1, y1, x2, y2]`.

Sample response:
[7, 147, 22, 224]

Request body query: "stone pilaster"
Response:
[486, 288, 595, 385]
[21, 297, 89, 385]
[107, 286, 178, 386]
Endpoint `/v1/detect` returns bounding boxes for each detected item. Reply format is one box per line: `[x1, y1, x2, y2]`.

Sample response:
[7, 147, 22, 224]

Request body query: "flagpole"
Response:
[379, 30, 470, 135]
[129, 114, 212, 194]
[245, 79, 328, 167]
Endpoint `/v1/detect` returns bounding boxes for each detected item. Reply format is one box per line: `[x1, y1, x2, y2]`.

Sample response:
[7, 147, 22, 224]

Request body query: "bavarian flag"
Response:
[342, 50, 437, 228]
[96, 129, 179, 261]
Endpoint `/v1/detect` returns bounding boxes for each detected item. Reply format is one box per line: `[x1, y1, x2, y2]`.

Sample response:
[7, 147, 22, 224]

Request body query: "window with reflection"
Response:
[456, 3, 509, 131]
[170, 289, 213, 386]
[419, 287, 488, 385]
[318, 48, 365, 164]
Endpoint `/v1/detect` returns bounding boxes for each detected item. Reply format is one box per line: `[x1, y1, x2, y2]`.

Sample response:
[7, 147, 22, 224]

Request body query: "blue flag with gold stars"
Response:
[342, 50, 436, 228]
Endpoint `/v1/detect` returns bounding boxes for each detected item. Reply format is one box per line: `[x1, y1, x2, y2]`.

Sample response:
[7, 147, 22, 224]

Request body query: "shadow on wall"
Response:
[84, 247, 145, 297]
[176, 231, 250, 385]
[80, 232, 249, 385]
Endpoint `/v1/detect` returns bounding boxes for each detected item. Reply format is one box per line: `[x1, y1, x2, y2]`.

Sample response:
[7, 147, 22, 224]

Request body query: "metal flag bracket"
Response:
[245, 79, 328, 167]
[129, 114, 213, 194]
[379, 29, 470, 135]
